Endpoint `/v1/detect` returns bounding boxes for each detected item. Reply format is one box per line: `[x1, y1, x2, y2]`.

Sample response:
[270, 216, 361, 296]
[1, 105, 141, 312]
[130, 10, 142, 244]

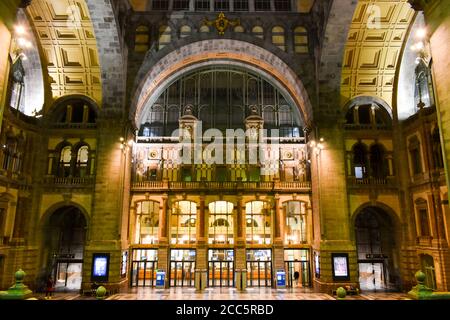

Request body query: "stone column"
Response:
[158, 194, 169, 286]
[82, 116, 131, 292]
[310, 120, 357, 293]
[272, 194, 285, 288]
[195, 194, 207, 290]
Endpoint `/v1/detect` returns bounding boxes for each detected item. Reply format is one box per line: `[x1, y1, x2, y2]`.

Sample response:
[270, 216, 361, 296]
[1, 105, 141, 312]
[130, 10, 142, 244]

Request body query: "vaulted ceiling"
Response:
[340, 0, 416, 109]
[26, 0, 102, 108]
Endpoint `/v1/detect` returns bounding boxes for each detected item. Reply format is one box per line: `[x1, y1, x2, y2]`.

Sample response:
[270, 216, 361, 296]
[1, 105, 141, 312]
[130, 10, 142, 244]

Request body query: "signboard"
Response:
[156, 270, 166, 288]
[91, 253, 110, 282]
[276, 270, 286, 288]
[331, 253, 350, 281]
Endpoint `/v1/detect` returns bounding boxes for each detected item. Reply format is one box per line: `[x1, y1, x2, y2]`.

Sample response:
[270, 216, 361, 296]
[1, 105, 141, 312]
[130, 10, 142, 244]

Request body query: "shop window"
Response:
[272, 26, 285, 51]
[135, 201, 160, 244]
[294, 27, 308, 53]
[245, 201, 272, 244]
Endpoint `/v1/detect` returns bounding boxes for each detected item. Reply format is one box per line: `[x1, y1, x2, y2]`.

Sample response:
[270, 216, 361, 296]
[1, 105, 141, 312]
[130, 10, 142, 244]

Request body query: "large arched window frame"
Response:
[208, 201, 234, 245]
[74, 144, 90, 178]
[171, 201, 197, 244]
[245, 201, 272, 245]
[283, 201, 307, 244]
[135, 200, 160, 244]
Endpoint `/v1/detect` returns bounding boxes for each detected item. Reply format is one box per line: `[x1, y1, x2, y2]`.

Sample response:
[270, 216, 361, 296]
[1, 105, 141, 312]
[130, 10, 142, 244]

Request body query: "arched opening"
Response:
[354, 206, 400, 291]
[41, 206, 87, 292]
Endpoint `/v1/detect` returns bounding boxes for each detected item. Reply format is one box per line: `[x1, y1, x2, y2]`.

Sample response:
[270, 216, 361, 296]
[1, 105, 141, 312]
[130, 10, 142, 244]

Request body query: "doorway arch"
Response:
[354, 205, 400, 291]
[420, 254, 437, 289]
[41, 205, 87, 292]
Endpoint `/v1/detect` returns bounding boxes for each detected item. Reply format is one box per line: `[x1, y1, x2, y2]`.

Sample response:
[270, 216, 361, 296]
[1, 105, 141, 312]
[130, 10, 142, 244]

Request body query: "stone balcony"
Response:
[346, 176, 397, 189]
[131, 180, 311, 192]
[43, 175, 95, 186]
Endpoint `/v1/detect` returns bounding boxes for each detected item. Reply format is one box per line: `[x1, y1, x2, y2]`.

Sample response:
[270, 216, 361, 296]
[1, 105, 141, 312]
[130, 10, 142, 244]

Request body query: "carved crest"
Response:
[203, 12, 240, 36]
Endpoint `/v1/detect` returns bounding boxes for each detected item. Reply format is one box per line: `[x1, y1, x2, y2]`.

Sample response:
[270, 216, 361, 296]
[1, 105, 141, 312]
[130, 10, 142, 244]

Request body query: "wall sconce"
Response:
[119, 137, 134, 152]
[309, 137, 325, 156]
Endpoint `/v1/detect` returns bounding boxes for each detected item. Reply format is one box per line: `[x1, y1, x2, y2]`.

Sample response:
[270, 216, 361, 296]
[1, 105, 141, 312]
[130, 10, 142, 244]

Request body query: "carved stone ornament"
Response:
[204, 12, 240, 36]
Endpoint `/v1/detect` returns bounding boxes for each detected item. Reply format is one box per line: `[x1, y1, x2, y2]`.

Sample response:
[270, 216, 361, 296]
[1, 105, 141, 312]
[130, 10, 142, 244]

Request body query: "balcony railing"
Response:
[132, 180, 311, 191]
[43, 176, 95, 185]
[347, 176, 397, 188]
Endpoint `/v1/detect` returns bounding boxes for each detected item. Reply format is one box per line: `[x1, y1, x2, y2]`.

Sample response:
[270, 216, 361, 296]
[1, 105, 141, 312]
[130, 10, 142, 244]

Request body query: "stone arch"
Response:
[130, 39, 314, 128]
[45, 94, 100, 118]
[39, 201, 90, 231]
[351, 202, 401, 233]
[342, 95, 394, 120]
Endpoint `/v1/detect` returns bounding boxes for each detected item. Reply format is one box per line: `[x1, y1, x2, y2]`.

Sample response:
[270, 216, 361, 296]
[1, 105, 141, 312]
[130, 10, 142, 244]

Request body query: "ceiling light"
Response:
[416, 28, 427, 39]
[14, 25, 25, 35]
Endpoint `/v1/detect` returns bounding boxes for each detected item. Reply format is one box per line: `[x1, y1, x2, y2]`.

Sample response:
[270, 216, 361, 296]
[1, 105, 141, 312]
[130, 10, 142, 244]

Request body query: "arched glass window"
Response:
[135, 25, 149, 53]
[415, 60, 435, 109]
[158, 25, 171, 50]
[234, 25, 244, 33]
[199, 25, 210, 33]
[294, 27, 308, 53]
[135, 201, 159, 244]
[58, 145, 72, 177]
[9, 58, 25, 112]
[283, 201, 307, 244]
[75, 145, 89, 177]
[272, 26, 285, 51]
[369, 144, 387, 179]
[352, 143, 368, 179]
[180, 25, 191, 38]
[252, 26, 264, 39]
[263, 106, 276, 128]
[171, 201, 197, 244]
[208, 201, 234, 244]
[246, 201, 272, 244]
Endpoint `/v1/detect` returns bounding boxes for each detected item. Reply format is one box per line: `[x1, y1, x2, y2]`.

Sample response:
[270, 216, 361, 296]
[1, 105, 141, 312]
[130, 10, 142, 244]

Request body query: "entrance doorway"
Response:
[246, 249, 272, 287]
[420, 254, 437, 289]
[130, 249, 158, 287]
[284, 249, 311, 287]
[355, 206, 399, 291]
[169, 249, 196, 287]
[208, 249, 234, 287]
[44, 206, 87, 292]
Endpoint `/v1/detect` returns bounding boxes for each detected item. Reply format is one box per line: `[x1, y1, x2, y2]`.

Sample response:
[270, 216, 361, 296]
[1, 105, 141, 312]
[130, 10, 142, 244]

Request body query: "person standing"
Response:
[45, 276, 54, 300]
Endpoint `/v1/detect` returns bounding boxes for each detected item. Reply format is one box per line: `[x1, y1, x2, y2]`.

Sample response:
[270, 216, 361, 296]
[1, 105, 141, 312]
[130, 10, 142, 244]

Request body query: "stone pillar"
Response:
[235, 194, 246, 270]
[272, 195, 284, 288]
[195, 195, 207, 290]
[82, 116, 131, 292]
[310, 121, 357, 292]
[158, 194, 169, 286]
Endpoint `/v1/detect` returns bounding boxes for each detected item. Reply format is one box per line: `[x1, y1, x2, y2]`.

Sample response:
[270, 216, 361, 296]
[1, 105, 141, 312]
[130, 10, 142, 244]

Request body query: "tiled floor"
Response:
[32, 287, 410, 300]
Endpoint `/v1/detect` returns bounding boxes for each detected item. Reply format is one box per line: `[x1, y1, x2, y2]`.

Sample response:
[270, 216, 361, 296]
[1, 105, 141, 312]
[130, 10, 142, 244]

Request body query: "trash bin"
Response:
[155, 270, 166, 289]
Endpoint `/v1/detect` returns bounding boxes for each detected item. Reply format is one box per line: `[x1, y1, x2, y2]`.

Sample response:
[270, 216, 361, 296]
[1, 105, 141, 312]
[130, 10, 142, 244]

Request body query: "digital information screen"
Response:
[91, 253, 110, 282]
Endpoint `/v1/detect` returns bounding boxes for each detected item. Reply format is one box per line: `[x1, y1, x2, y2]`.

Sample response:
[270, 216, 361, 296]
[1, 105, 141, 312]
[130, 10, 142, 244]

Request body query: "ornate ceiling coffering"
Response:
[341, 0, 415, 109]
[26, 0, 102, 109]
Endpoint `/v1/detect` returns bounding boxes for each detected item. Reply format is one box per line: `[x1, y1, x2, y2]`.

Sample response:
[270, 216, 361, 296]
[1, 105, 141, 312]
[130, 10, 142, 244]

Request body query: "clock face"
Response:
[284, 151, 293, 159]
[149, 150, 158, 158]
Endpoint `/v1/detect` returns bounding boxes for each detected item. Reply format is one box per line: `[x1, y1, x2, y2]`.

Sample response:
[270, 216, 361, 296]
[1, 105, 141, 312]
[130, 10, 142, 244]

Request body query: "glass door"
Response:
[284, 249, 311, 288]
[208, 249, 234, 287]
[130, 249, 158, 287]
[169, 249, 196, 287]
[246, 249, 272, 287]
